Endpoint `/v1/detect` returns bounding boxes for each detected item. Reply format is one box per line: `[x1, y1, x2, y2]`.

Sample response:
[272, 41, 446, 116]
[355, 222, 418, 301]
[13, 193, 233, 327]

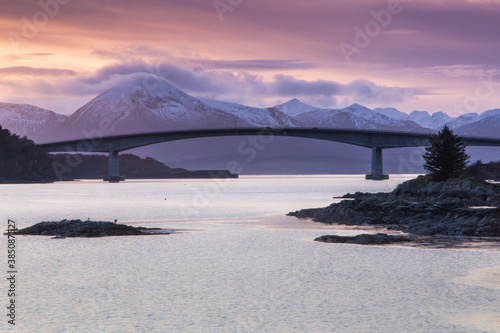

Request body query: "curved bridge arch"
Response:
[38, 127, 500, 181]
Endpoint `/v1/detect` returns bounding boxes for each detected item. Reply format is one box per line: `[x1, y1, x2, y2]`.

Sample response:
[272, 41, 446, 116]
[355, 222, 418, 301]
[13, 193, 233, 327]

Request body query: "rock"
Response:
[14, 219, 170, 237]
[291, 176, 500, 239]
[314, 233, 410, 245]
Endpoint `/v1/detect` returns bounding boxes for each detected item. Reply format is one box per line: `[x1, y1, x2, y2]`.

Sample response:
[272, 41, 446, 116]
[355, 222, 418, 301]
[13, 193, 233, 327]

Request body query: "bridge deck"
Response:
[38, 127, 500, 182]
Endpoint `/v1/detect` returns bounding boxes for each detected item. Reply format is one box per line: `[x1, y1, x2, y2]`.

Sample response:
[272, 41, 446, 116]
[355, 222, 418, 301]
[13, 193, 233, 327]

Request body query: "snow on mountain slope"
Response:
[273, 98, 319, 117]
[454, 109, 500, 138]
[296, 103, 426, 132]
[0, 103, 67, 142]
[373, 107, 485, 131]
[374, 105, 500, 136]
[374, 109, 450, 130]
[294, 108, 342, 127]
[345, 104, 426, 131]
[473, 108, 500, 122]
[406, 111, 451, 130]
[49, 74, 305, 141]
[443, 113, 478, 129]
[9, 71, 497, 146]
[407, 111, 430, 124]
[201, 99, 300, 127]
[373, 107, 408, 120]
[430, 112, 452, 126]
[49, 75, 257, 140]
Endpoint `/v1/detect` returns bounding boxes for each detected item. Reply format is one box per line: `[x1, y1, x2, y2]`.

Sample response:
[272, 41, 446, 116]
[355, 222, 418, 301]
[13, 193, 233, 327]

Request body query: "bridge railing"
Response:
[38, 126, 435, 146]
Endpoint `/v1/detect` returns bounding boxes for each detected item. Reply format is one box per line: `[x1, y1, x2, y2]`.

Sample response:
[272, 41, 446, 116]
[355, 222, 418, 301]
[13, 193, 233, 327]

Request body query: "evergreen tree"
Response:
[423, 125, 469, 181]
[0, 125, 55, 182]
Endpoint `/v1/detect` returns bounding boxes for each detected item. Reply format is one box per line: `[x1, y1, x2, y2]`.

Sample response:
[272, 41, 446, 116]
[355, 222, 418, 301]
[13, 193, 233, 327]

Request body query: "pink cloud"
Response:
[1, 0, 499, 113]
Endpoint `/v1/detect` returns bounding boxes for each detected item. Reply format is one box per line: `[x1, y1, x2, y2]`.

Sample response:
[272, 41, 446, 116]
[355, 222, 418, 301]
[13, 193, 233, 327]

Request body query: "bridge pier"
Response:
[366, 147, 389, 180]
[104, 150, 125, 182]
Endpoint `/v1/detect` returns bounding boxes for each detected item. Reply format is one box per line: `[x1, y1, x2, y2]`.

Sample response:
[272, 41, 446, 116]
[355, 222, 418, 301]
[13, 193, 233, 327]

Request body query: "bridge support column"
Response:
[366, 147, 389, 180]
[105, 150, 125, 182]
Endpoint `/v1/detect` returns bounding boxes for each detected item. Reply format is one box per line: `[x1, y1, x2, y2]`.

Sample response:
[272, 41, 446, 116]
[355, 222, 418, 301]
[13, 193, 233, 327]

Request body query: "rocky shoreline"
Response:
[13, 219, 171, 238]
[288, 176, 500, 247]
[314, 233, 411, 245]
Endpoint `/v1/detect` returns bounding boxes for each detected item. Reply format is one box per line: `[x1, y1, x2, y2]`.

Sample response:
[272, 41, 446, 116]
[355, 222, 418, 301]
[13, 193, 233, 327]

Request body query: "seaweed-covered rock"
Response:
[390, 176, 500, 206]
[14, 219, 165, 237]
[289, 176, 500, 237]
[314, 233, 410, 245]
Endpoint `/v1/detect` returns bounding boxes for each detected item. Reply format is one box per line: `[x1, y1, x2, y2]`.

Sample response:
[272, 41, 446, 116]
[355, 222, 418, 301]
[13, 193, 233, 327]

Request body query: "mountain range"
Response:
[1, 74, 499, 174]
[0, 102, 67, 142]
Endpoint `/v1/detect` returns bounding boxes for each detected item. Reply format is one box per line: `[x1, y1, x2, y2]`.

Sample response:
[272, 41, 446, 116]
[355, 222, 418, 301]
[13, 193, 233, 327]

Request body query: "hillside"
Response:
[1, 75, 500, 175]
[0, 102, 67, 141]
[464, 160, 500, 180]
[46, 75, 297, 141]
[296, 103, 426, 132]
[49, 153, 238, 180]
[0, 126, 55, 183]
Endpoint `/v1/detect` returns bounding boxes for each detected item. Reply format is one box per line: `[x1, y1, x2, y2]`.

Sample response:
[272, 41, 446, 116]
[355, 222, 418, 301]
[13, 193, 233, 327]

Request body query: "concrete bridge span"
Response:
[38, 127, 500, 182]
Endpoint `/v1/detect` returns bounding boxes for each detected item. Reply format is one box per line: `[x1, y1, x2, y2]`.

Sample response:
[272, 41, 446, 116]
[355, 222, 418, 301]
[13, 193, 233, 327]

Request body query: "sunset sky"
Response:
[1, 0, 499, 115]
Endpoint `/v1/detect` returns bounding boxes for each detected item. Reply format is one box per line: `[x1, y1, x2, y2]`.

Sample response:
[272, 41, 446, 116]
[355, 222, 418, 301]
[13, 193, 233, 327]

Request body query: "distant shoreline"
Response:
[0, 171, 238, 184]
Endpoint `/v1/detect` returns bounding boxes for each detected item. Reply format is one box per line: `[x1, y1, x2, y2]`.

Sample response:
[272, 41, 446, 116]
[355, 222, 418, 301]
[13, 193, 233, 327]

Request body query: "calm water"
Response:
[1, 175, 499, 332]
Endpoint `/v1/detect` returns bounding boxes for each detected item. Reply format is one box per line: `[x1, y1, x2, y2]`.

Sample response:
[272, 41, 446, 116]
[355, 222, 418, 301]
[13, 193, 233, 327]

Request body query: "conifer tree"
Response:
[0, 125, 55, 181]
[423, 125, 469, 181]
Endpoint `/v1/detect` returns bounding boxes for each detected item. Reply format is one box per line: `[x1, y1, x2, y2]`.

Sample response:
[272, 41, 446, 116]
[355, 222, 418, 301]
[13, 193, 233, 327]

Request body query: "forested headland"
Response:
[0, 125, 55, 183]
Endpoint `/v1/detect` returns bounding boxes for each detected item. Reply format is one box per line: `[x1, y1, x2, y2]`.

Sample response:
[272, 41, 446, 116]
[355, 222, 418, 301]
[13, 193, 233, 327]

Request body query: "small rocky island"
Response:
[288, 176, 500, 247]
[14, 219, 170, 238]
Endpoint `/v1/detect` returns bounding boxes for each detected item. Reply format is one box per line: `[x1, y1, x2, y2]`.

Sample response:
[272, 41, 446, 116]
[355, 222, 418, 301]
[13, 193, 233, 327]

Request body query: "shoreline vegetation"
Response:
[0, 126, 55, 183]
[288, 176, 500, 248]
[49, 153, 238, 181]
[1, 126, 238, 183]
[13, 219, 172, 238]
[0, 153, 238, 183]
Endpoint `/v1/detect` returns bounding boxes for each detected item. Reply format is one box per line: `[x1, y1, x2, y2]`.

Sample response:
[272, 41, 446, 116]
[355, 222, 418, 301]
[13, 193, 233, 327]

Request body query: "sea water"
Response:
[0, 175, 499, 332]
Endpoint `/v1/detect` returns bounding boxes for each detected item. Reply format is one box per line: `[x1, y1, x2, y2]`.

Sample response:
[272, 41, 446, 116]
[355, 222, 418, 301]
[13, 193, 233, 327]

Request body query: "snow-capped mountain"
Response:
[373, 106, 500, 137]
[295, 103, 426, 132]
[408, 111, 448, 130]
[373, 108, 451, 130]
[200, 99, 300, 127]
[273, 98, 318, 117]
[48, 74, 299, 141]
[454, 109, 500, 137]
[372, 107, 408, 120]
[3, 73, 499, 145]
[445, 113, 479, 129]
[2, 73, 500, 175]
[51, 75, 247, 140]
[0, 103, 67, 142]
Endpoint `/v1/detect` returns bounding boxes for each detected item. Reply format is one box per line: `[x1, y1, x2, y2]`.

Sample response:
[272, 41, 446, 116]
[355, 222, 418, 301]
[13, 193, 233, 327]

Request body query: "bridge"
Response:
[38, 127, 500, 182]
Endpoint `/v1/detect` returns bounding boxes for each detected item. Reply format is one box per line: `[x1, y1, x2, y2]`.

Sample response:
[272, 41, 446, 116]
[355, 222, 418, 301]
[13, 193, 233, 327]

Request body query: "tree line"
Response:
[0, 123, 494, 183]
[0, 125, 55, 182]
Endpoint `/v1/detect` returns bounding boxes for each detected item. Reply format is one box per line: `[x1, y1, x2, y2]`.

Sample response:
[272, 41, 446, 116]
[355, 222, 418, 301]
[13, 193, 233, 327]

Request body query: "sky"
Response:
[1, 0, 500, 116]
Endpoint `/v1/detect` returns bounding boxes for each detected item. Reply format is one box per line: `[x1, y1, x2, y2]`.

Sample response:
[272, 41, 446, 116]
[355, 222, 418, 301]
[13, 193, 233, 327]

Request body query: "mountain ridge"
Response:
[0, 102, 67, 141]
[1, 75, 499, 175]
[1, 75, 499, 140]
